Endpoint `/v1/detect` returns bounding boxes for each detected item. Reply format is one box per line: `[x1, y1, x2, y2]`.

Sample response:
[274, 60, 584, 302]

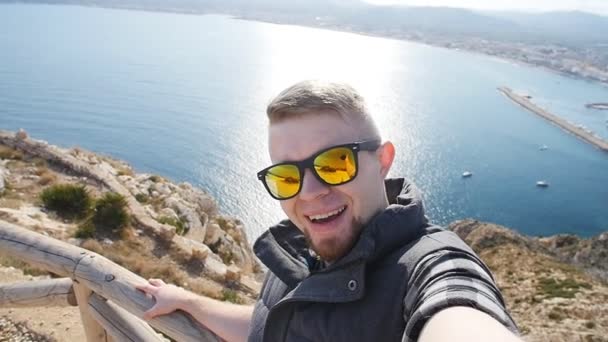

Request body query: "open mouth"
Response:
[307, 205, 346, 224]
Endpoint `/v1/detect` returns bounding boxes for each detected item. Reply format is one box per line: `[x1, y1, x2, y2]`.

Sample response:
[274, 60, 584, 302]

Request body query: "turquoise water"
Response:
[1, 4, 607, 238]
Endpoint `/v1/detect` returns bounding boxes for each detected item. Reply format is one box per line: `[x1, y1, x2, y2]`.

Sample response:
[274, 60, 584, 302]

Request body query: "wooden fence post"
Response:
[0, 219, 221, 342]
[73, 282, 110, 342]
[88, 293, 164, 342]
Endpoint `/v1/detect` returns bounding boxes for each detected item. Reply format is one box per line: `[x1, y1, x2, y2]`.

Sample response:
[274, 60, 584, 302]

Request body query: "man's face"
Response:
[268, 112, 393, 262]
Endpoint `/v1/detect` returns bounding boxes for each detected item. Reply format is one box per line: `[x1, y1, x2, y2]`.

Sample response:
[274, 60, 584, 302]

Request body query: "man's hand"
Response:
[136, 278, 192, 320]
[135, 278, 254, 342]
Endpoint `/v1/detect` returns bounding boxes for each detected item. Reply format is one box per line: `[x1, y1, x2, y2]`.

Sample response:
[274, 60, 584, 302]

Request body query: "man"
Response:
[137, 81, 521, 341]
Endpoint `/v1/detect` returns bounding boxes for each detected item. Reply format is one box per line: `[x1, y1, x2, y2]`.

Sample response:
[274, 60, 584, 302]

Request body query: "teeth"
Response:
[309, 206, 346, 221]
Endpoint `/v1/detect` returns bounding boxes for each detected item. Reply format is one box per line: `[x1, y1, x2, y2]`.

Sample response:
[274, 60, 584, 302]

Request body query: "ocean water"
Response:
[1, 4, 607, 239]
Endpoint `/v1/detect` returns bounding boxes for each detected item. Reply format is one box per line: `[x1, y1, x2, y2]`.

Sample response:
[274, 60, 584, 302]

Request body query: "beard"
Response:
[304, 216, 365, 263]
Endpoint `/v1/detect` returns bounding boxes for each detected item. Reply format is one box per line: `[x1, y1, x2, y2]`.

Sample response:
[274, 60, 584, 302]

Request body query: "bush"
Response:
[158, 216, 187, 235]
[92, 192, 129, 233]
[40, 184, 91, 218]
[75, 221, 96, 239]
[537, 277, 592, 299]
[221, 289, 243, 304]
[135, 193, 149, 203]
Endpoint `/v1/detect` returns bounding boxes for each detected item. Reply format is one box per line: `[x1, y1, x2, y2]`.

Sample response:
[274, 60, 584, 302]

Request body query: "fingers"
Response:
[135, 283, 157, 295]
[143, 306, 159, 320]
[142, 304, 176, 321]
[149, 278, 166, 287]
[135, 279, 166, 294]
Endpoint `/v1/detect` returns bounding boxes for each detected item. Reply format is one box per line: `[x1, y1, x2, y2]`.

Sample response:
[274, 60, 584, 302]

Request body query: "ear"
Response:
[377, 141, 395, 178]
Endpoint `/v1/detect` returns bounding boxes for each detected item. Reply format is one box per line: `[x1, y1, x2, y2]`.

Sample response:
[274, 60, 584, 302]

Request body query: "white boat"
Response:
[536, 181, 549, 187]
[462, 171, 473, 178]
[539, 145, 548, 151]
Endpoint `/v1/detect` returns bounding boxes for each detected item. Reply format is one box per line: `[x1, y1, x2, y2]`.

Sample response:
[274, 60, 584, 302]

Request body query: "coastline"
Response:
[498, 87, 608, 153]
[2, 2, 607, 87]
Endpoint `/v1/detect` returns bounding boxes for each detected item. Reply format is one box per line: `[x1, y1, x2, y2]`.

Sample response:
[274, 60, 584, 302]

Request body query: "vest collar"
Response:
[253, 178, 429, 294]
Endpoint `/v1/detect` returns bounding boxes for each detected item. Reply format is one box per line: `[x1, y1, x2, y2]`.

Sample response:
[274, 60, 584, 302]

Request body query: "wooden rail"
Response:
[0, 220, 221, 342]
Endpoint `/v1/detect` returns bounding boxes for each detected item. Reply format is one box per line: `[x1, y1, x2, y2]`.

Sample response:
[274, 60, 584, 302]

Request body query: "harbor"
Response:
[498, 87, 608, 153]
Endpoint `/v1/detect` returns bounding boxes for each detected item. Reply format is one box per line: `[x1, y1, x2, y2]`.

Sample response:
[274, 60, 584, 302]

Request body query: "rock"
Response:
[165, 196, 206, 238]
[67, 238, 82, 246]
[16, 128, 28, 140]
[539, 231, 608, 281]
[185, 212, 209, 243]
[143, 205, 157, 219]
[102, 238, 113, 246]
[176, 182, 218, 216]
[172, 236, 210, 261]
[449, 219, 534, 251]
[151, 182, 171, 196]
[0, 165, 6, 193]
[159, 207, 179, 220]
[225, 264, 241, 282]
[204, 223, 224, 245]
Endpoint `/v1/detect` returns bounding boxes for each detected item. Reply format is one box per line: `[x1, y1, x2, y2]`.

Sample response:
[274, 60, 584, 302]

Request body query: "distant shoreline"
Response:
[4, 2, 608, 87]
[498, 86, 608, 153]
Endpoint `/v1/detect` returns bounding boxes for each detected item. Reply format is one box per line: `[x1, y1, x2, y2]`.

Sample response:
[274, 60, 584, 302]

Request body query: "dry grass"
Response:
[79, 233, 250, 303]
[0, 198, 22, 209]
[37, 171, 57, 186]
[0, 145, 23, 160]
[0, 254, 50, 277]
[476, 243, 608, 342]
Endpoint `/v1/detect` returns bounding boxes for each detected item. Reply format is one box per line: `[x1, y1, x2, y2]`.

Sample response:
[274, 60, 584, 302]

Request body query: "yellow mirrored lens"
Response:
[265, 164, 301, 198]
[314, 147, 356, 184]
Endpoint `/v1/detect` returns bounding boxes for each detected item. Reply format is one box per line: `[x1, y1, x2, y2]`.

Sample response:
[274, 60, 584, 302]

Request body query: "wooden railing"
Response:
[0, 220, 221, 342]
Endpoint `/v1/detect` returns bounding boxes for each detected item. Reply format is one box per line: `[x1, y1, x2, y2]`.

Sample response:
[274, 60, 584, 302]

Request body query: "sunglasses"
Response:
[257, 140, 382, 200]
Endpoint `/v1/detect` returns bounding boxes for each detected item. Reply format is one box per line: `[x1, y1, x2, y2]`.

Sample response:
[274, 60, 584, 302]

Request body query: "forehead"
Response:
[268, 112, 363, 163]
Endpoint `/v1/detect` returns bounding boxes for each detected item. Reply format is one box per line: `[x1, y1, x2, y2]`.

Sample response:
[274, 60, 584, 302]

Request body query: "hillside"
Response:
[450, 220, 608, 341]
[1, 130, 607, 340]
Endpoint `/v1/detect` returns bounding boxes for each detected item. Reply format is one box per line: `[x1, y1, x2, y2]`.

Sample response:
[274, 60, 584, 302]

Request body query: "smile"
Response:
[307, 205, 346, 223]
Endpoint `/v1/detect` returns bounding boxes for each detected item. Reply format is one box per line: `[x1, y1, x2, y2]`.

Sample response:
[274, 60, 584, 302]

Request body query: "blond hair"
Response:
[266, 80, 381, 138]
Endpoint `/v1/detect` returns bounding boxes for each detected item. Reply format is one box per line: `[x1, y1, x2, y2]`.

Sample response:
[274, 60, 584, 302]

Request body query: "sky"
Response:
[363, 0, 608, 16]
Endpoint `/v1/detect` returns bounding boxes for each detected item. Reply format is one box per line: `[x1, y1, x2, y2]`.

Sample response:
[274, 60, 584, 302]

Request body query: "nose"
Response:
[299, 169, 330, 201]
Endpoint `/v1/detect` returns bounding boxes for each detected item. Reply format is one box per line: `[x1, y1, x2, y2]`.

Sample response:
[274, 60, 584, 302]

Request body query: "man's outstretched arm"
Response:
[418, 306, 522, 342]
[136, 279, 253, 342]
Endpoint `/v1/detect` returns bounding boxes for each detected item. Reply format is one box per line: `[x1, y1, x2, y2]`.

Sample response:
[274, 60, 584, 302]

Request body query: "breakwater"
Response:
[498, 87, 608, 153]
[586, 103, 608, 110]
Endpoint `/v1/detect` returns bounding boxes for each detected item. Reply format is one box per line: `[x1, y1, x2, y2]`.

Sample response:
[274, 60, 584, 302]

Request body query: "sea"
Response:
[1, 4, 607, 239]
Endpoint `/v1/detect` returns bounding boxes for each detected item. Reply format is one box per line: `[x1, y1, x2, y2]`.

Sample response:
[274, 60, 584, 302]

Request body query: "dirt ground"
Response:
[0, 266, 85, 342]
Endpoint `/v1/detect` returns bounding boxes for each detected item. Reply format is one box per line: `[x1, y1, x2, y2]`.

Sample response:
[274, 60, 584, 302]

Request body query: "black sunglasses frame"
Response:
[257, 140, 382, 200]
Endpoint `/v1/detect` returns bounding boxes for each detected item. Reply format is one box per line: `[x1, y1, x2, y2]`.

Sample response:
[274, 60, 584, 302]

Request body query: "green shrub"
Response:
[537, 277, 592, 299]
[158, 216, 187, 235]
[75, 221, 96, 239]
[92, 192, 129, 233]
[221, 289, 243, 304]
[116, 169, 133, 177]
[40, 184, 91, 218]
[135, 193, 149, 203]
[148, 175, 161, 183]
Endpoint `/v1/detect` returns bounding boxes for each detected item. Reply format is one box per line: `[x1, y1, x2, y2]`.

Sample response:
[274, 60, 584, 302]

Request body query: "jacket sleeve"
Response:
[400, 232, 519, 342]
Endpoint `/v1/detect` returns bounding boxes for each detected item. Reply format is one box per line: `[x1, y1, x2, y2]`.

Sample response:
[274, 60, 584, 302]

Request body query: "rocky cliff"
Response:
[0, 129, 262, 300]
[450, 220, 608, 342]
